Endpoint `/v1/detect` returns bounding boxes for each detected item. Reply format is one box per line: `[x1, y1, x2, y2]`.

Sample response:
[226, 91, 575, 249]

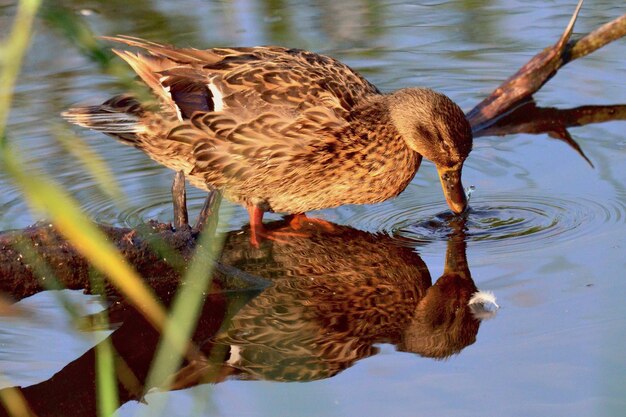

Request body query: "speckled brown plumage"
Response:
[63, 36, 473, 234]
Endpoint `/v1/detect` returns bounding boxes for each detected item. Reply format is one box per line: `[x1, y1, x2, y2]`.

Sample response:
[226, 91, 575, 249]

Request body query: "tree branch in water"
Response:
[467, 0, 626, 130]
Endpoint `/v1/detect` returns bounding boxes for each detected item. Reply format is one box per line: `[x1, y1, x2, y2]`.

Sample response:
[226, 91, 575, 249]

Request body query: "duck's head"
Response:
[389, 88, 473, 214]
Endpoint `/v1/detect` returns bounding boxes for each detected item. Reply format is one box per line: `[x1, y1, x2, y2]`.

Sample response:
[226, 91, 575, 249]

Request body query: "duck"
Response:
[63, 36, 473, 245]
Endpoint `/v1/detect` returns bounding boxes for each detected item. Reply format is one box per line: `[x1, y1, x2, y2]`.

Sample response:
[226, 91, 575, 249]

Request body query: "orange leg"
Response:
[246, 205, 307, 247]
[247, 205, 265, 247]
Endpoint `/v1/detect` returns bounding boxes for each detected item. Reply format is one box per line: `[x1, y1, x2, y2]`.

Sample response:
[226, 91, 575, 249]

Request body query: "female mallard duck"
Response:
[64, 36, 472, 245]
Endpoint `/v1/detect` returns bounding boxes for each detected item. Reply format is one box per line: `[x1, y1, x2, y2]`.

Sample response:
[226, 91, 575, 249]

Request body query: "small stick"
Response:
[193, 190, 222, 235]
[567, 13, 626, 62]
[171, 171, 188, 230]
[467, 0, 583, 129]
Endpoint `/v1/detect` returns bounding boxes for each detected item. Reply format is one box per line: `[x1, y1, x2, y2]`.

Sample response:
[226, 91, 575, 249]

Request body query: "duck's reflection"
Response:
[2, 219, 496, 416]
[196, 219, 485, 385]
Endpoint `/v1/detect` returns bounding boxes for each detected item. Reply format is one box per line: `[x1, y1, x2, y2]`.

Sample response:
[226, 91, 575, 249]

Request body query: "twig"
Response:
[467, 0, 626, 130]
[193, 191, 222, 235]
[567, 13, 626, 61]
[171, 171, 188, 230]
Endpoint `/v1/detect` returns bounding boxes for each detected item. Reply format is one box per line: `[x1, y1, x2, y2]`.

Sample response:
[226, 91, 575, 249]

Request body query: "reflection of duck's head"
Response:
[201, 219, 493, 382]
[398, 272, 479, 359]
[398, 221, 497, 359]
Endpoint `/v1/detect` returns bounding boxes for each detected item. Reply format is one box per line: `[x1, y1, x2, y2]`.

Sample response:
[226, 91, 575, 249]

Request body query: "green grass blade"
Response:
[95, 320, 119, 417]
[0, 0, 41, 137]
[0, 380, 34, 417]
[40, 4, 153, 102]
[150, 233, 223, 383]
[136, 205, 225, 416]
[40, 4, 111, 67]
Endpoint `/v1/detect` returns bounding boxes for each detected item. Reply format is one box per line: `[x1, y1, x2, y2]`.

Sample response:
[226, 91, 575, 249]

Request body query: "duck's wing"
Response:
[104, 36, 383, 188]
[102, 36, 380, 122]
[167, 105, 349, 187]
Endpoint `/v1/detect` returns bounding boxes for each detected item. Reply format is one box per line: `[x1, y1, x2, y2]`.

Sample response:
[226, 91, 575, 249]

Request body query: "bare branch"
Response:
[568, 13, 626, 61]
[172, 170, 188, 230]
[467, 1, 626, 130]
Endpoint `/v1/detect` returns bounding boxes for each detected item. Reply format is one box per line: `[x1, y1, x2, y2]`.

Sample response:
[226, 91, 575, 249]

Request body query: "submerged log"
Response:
[0, 219, 267, 302]
[0, 221, 193, 300]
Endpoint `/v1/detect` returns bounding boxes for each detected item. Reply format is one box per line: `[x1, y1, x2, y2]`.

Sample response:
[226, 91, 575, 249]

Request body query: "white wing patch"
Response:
[208, 81, 224, 112]
[61, 109, 145, 134]
[159, 75, 183, 121]
[227, 345, 241, 366]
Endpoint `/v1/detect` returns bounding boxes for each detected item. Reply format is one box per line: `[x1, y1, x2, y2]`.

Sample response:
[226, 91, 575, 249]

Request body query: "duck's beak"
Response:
[436, 165, 467, 214]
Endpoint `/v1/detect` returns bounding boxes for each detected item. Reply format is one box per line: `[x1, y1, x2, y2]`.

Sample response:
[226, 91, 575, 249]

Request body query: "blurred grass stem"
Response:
[0, 0, 41, 139]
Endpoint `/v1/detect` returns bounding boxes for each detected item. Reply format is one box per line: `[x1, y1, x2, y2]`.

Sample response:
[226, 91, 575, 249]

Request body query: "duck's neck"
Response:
[314, 96, 423, 204]
[342, 95, 416, 159]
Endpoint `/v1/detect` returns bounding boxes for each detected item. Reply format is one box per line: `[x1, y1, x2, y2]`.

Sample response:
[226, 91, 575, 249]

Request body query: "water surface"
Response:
[1, 0, 625, 416]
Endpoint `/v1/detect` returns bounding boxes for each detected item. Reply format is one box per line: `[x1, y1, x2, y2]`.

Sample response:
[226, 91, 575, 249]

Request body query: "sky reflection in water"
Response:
[0, 0, 625, 416]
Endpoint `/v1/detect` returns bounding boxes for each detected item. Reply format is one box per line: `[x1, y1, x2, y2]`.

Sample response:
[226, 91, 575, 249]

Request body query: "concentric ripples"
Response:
[79, 188, 174, 227]
[81, 185, 244, 231]
[79, 183, 203, 224]
[346, 192, 626, 255]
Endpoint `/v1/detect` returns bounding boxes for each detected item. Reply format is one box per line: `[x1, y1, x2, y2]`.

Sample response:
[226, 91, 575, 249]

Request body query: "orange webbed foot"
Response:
[250, 226, 310, 247]
[247, 207, 336, 247]
[285, 213, 336, 232]
[247, 205, 309, 247]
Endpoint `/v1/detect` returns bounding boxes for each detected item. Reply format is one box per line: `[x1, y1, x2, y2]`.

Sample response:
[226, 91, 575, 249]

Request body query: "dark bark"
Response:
[193, 190, 222, 234]
[0, 221, 181, 301]
[0, 221, 266, 302]
[171, 171, 188, 230]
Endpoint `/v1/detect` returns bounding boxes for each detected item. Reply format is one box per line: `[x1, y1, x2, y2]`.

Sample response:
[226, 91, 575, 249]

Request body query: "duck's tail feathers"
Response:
[62, 95, 145, 145]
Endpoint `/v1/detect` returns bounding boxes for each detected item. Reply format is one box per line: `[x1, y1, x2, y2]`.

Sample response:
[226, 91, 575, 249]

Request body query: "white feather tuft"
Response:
[468, 290, 499, 320]
[469, 290, 499, 308]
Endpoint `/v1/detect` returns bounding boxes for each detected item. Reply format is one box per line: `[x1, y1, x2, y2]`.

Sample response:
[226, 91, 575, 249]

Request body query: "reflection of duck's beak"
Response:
[436, 164, 467, 214]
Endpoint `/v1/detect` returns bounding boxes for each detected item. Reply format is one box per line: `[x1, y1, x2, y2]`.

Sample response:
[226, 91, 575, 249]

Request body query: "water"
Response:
[1, 0, 626, 416]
